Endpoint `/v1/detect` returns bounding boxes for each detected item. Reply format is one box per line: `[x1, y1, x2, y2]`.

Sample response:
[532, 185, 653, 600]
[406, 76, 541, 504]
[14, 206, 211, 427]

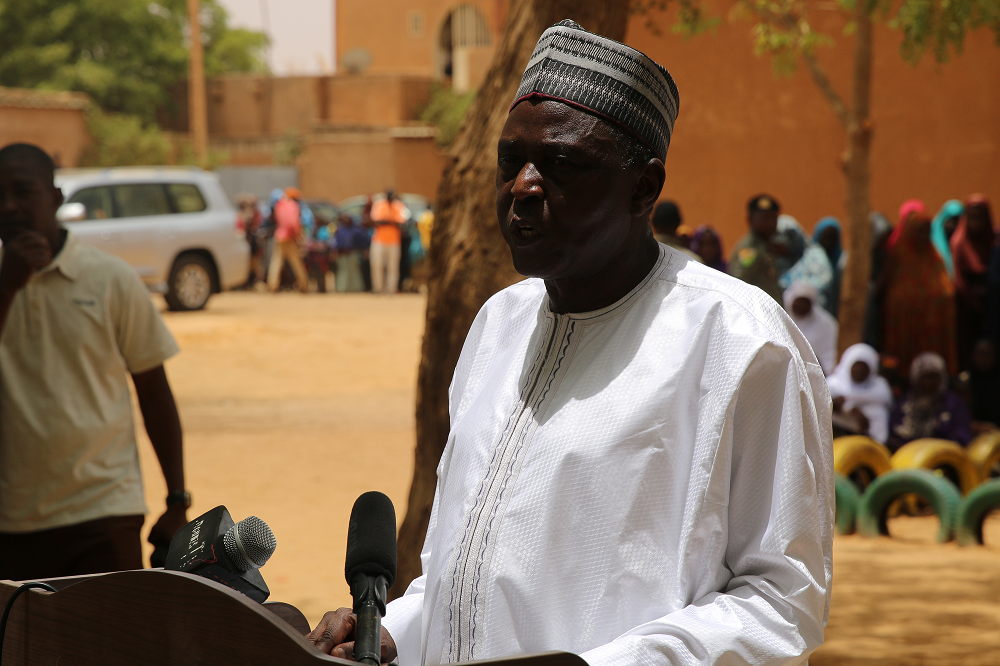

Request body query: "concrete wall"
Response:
[206, 76, 321, 138]
[0, 106, 89, 167]
[296, 130, 446, 203]
[327, 75, 434, 127]
[216, 166, 299, 202]
[335, 1, 1000, 253]
[337, 0, 504, 86]
[201, 74, 435, 139]
[626, 10, 1000, 250]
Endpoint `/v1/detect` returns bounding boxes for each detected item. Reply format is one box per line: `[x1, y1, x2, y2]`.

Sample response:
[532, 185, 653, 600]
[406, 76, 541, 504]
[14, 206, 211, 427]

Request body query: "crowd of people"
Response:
[654, 193, 1000, 450]
[235, 187, 433, 295]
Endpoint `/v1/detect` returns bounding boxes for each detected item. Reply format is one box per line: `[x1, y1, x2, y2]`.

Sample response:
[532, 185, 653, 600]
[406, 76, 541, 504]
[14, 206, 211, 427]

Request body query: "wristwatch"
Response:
[166, 489, 192, 509]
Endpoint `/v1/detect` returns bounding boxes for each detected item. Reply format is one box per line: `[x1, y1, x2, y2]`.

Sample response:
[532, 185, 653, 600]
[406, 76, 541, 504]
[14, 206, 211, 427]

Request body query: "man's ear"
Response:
[631, 158, 665, 221]
[53, 186, 64, 209]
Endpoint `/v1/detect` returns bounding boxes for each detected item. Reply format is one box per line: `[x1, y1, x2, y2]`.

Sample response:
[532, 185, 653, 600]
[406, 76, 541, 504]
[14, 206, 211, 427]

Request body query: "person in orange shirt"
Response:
[368, 189, 409, 294]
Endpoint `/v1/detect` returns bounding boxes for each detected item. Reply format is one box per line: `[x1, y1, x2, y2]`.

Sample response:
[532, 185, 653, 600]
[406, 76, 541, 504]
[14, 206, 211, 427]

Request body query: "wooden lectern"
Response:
[0, 571, 587, 666]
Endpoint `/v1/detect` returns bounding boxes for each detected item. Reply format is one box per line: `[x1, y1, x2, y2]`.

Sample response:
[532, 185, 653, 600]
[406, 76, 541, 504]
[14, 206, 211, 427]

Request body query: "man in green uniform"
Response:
[728, 194, 784, 302]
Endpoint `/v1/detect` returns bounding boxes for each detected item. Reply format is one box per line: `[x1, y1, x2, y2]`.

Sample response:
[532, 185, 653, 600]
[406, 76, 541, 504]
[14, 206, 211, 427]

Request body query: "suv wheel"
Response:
[166, 253, 214, 311]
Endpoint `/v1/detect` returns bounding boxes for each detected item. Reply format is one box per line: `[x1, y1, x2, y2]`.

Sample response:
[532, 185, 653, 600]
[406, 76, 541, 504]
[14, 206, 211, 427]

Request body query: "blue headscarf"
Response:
[267, 188, 284, 216]
[812, 217, 842, 267]
[931, 199, 963, 278]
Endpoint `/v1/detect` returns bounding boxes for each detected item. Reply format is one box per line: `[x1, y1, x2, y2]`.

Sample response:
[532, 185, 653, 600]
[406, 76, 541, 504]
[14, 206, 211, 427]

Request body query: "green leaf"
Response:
[0, 0, 267, 123]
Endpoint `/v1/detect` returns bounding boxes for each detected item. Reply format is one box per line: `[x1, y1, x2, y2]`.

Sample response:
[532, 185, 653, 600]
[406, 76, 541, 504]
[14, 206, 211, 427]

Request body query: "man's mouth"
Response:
[509, 217, 544, 246]
[515, 225, 540, 239]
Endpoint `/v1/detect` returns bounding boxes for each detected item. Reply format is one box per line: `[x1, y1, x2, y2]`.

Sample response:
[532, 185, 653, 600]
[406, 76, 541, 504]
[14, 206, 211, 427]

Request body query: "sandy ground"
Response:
[135, 292, 1000, 662]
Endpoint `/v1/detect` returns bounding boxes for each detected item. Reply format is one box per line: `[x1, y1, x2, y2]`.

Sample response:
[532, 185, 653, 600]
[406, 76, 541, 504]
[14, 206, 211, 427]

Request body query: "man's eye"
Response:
[498, 156, 524, 174]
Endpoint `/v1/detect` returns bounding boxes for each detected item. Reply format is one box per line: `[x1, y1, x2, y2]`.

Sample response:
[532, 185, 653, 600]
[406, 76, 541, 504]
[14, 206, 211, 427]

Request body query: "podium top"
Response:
[0, 570, 586, 666]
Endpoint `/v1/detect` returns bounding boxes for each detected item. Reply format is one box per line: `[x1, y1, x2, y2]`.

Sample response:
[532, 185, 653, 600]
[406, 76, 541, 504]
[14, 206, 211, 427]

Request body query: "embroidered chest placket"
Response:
[445, 312, 578, 662]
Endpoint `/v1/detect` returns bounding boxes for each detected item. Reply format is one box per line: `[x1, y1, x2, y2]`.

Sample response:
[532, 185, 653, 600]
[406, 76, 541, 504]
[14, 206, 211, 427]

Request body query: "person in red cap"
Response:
[267, 187, 309, 293]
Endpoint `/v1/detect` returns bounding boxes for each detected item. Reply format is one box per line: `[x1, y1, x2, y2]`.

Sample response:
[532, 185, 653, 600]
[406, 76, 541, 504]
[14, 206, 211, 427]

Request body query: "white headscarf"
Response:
[783, 282, 838, 375]
[827, 343, 894, 443]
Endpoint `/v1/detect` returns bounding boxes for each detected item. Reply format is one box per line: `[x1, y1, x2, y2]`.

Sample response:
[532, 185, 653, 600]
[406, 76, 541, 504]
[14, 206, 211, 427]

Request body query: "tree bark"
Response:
[838, 0, 873, 351]
[392, 0, 631, 600]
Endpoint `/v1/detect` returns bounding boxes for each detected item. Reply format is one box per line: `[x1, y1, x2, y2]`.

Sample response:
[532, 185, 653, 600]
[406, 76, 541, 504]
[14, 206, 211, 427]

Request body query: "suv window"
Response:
[67, 186, 114, 220]
[167, 183, 207, 213]
[114, 183, 172, 218]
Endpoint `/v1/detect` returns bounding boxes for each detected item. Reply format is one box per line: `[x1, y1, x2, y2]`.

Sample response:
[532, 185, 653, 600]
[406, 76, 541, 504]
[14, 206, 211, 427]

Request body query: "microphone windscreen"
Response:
[224, 515, 276, 571]
[345, 491, 397, 587]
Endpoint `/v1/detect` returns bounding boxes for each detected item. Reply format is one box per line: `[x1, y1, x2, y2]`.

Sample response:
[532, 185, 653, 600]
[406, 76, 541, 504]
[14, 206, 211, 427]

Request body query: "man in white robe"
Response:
[310, 20, 833, 666]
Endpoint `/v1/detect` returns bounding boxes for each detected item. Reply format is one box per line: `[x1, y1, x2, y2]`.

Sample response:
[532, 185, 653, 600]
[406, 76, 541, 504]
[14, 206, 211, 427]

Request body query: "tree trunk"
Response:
[392, 0, 631, 600]
[838, 0, 874, 351]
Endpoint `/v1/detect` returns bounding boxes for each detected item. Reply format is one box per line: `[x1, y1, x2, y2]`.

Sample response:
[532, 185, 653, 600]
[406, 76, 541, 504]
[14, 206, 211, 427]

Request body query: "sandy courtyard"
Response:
[134, 292, 1000, 663]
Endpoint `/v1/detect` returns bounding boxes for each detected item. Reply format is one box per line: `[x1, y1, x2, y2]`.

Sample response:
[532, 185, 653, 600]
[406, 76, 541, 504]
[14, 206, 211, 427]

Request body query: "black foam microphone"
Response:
[164, 505, 276, 603]
[345, 492, 397, 666]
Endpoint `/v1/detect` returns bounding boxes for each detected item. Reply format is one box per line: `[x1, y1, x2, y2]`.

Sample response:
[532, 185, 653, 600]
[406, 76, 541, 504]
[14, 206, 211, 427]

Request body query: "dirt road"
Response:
[137, 292, 1000, 662]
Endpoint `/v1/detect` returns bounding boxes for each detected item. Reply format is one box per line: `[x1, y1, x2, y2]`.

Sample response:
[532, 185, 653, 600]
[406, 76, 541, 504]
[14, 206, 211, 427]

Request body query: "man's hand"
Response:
[147, 504, 188, 547]
[0, 230, 52, 295]
[308, 607, 397, 663]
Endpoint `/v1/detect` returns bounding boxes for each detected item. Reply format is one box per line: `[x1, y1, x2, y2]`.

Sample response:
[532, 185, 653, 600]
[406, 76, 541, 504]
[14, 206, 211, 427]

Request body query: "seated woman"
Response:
[888, 351, 973, 451]
[783, 282, 838, 375]
[827, 343, 894, 444]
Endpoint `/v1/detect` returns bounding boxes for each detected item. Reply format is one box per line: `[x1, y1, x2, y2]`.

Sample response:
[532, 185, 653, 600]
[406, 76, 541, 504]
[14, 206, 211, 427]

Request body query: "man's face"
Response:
[749, 210, 778, 239]
[0, 159, 61, 246]
[496, 100, 644, 281]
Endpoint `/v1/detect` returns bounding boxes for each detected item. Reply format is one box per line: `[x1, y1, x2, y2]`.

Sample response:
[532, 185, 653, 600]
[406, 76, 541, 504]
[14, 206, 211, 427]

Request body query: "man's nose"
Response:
[511, 162, 543, 200]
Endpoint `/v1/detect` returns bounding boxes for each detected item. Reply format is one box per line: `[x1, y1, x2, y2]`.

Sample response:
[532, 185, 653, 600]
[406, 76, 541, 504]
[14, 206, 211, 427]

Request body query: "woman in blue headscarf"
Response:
[931, 200, 963, 278]
[813, 217, 845, 318]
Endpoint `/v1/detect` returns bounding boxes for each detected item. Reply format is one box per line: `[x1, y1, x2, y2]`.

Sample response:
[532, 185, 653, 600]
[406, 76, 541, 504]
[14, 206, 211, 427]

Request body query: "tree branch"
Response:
[801, 50, 850, 127]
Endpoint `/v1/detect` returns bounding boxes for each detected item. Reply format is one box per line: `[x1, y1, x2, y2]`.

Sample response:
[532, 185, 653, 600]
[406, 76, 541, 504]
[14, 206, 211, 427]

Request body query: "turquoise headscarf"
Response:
[812, 217, 842, 266]
[931, 200, 963, 278]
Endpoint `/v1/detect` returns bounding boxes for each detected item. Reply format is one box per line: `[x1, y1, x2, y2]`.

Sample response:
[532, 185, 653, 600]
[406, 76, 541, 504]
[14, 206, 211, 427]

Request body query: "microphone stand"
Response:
[351, 573, 388, 666]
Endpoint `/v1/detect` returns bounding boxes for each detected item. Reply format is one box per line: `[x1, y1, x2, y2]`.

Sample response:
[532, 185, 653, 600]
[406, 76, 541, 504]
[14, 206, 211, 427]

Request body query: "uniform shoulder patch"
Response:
[737, 247, 758, 267]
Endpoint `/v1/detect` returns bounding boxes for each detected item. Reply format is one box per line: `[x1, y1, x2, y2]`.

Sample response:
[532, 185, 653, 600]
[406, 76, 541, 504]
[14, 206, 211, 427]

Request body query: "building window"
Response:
[408, 11, 425, 37]
[451, 5, 491, 47]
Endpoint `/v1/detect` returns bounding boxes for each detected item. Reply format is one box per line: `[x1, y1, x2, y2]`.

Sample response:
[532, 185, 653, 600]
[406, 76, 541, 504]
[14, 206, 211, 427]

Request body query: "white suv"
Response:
[55, 167, 250, 311]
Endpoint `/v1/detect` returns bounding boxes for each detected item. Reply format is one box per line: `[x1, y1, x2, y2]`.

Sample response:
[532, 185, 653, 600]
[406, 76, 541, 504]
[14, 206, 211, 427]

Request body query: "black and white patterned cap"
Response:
[511, 19, 680, 161]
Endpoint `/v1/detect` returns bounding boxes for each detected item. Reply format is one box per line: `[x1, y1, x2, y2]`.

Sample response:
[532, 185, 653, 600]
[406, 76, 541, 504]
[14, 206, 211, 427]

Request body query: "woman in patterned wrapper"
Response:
[888, 351, 972, 451]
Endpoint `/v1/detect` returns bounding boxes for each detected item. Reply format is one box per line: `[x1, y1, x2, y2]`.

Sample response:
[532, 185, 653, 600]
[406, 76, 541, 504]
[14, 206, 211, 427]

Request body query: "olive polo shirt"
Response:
[0, 231, 179, 532]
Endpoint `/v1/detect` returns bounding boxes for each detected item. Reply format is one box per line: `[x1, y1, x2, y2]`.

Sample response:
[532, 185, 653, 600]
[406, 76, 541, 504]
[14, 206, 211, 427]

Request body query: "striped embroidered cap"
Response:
[511, 19, 680, 161]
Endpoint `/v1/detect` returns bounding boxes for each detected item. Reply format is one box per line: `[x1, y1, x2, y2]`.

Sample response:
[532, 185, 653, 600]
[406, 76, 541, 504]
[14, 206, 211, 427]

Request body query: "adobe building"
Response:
[0, 87, 90, 167]
[334, 1, 1000, 249]
[176, 73, 445, 204]
[337, 0, 505, 92]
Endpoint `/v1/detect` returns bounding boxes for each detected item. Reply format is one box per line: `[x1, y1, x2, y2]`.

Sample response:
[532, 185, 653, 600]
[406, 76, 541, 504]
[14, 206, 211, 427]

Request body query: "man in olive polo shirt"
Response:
[0, 143, 190, 579]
